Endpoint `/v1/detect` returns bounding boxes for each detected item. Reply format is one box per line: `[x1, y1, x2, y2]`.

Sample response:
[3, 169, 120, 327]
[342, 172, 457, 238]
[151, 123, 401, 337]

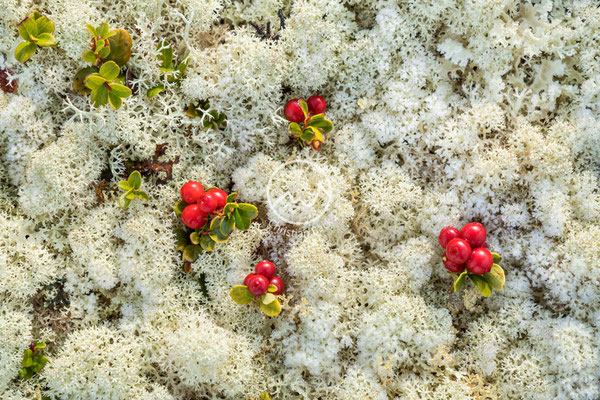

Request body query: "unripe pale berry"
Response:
[255, 260, 276, 279]
[243, 273, 256, 286]
[181, 204, 208, 229]
[247, 275, 269, 296]
[445, 238, 472, 264]
[206, 188, 227, 210]
[466, 247, 493, 274]
[443, 255, 465, 273]
[438, 226, 460, 248]
[460, 222, 487, 248]
[197, 192, 218, 214]
[307, 95, 326, 114]
[269, 276, 285, 295]
[180, 181, 204, 204]
[284, 99, 305, 123]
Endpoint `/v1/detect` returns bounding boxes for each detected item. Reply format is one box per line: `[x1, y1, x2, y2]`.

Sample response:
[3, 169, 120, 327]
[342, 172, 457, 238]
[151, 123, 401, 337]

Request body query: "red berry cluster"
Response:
[243, 260, 285, 296]
[284, 95, 333, 151]
[439, 222, 493, 275]
[285, 95, 326, 123]
[180, 181, 227, 229]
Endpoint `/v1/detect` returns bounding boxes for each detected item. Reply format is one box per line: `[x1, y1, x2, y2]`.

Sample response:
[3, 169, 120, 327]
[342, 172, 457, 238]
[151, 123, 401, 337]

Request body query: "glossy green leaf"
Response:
[308, 117, 333, 134]
[268, 284, 278, 293]
[299, 99, 309, 119]
[233, 209, 250, 231]
[199, 234, 215, 252]
[147, 85, 166, 98]
[289, 122, 302, 136]
[182, 244, 201, 262]
[99, 61, 120, 81]
[34, 342, 46, 350]
[18, 20, 32, 41]
[82, 50, 97, 64]
[36, 17, 55, 34]
[220, 215, 235, 235]
[258, 297, 282, 317]
[22, 350, 33, 367]
[223, 203, 237, 215]
[209, 226, 229, 243]
[483, 264, 505, 290]
[125, 190, 136, 200]
[261, 292, 276, 305]
[157, 40, 174, 70]
[15, 42, 37, 63]
[135, 190, 149, 201]
[107, 92, 122, 109]
[127, 171, 142, 189]
[110, 83, 131, 98]
[117, 180, 130, 191]
[35, 32, 56, 46]
[309, 113, 325, 121]
[175, 228, 188, 251]
[118, 191, 132, 209]
[90, 87, 109, 107]
[237, 203, 258, 220]
[230, 285, 254, 305]
[85, 74, 106, 90]
[226, 192, 238, 203]
[454, 270, 468, 292]
[469, 275, 492, 297]
[86, 24, 97, 37]
[97, 23, 109, 38]
[173, 200, 188, 216]
[300, 128, 314, 142]
[190, 231, 201, 245]
[491, 252, 501, 264]
[21, 17, 38, 39]
[98, 46, 110, 59]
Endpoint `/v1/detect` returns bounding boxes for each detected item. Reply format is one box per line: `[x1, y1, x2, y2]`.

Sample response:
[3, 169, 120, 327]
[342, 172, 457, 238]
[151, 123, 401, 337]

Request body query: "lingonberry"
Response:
[247, 275, 269, 296]
[181, 204, 208, 229]
[442, 255, 465, 273]
[255, 260, 276, 279]
[460, 222, 487, 248]
[197, 192, 218, 214]
[269, 276, 285, 295]
[307, 95, 326, 114]
[243, 273, 256, 286]
[206, 188, 227, 210]
[445, 238, 472, 264]
[284, 99, 305, 123]
[180, 181, 204, 204]
[438, 226, 460, 248]
[466, 247, 493, 275]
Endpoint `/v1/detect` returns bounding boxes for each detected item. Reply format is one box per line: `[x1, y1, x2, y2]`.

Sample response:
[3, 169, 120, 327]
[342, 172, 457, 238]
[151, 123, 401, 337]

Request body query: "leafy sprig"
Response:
[185, 100, 227, 130]
[451, 252, 505, 297]
[288, 99, 333, 151]
[230, 284, 282, 317]
[147, 40, 189, 98]
[19, 342, 49, 380]
[15, 11, 57, 63]
[174, 191, 258, 264]
[84, 61, 132, 109]
[117, 171, 148, 209]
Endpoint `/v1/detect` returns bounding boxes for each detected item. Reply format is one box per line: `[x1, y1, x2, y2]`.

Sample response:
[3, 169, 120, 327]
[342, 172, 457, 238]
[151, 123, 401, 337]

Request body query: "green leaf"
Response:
[237, 203, 258, 220]
[147, 85, 166, 98]
[99, 61, 120, 81]
[135, 190, 149, 201]
[258, 297, 282, 317]
[22, 350, 33, 367]
[97, 23, 109, 38]
[226, 192, 238, 203]
[309, 113, 325, 121]
[223, 202, 237, 215]
[182, 244, 201, 262]
[199, 234, 215, 252]
[261, 292, 276, 305]
[308, 117, 333, 134]
[491, 252, 501, 264]
[469, 275, 492, 297]
[157, 40, 174, 69]
[86, 24, 97, 37]
[98, 46, 110, 59]
[85, 74, 106, 90]
[289, 122, 302, 136]
[229, 285, 254, 305]
[21, 17, 38, 39]
[15, 42, 37, 63]
[190, 231, 201, 245]
[127, 171, 142, 189]
[125, 190, 136, 200]
[90, 87, 109, 107]
[299, 99, 309, 119]
[233, 209, 250, 231]
[173, 200, 188, 216]
[36, 17, 55, 34]
[220, 215, 235, 235]
[483, 264, 505, 290]
[454, 270, 468, 292]
[82, 50, 97, 64]
[209, 227, 229, 243]
[35, 32, 56, 46]
[268, 284, 278, 293]
[107, 92, 123, 109]
[117, 180, 130, 190]
[18, 20, 32, 41]
[300, 128, 314, 142]
[34, 342, 46, 350]
[305, 125, 325, 142]
[110, 83, 132, 98]
[175, 228, 188, 251]
[118, 191, 132, 209]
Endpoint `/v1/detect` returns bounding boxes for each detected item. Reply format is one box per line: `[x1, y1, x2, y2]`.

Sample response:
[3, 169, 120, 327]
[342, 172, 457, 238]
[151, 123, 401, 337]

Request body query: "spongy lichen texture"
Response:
[1, 0, 600, 399]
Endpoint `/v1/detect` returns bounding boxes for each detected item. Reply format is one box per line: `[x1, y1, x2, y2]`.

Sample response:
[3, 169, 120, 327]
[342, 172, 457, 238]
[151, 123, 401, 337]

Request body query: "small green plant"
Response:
[185, 100, 227, 130]
[19, 342, 49, 380]
[285, 97, 333, 151]
[451, 252, 505, 297]
[15, 11, 57, 63]
[82, 23, 131, 67]
[147, 40, 189, 98]
[84, 61, 132, 109]
[117, 170, 148, 209]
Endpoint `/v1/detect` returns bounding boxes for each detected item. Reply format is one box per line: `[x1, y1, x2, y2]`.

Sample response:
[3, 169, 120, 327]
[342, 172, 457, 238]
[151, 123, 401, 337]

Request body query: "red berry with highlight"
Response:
[247, 275, 269, 296]
[443, 255, 465, 273]
[243, 273, 256, 286]
[255, 260, 276, 279]
[197, 192, 218, 214]
[269, 276, 285, 295]
[284, 99, 305, 123]
[307, 95, 326, 114]
[180, 181, 204, 204]
[460, 222, 487, 248]
[445, 238, 472, 264]
[466, 247, 493, 275]
[181, 204, 208, 229]
[206, 188, 227, 210]
[438, 226, 460, 248]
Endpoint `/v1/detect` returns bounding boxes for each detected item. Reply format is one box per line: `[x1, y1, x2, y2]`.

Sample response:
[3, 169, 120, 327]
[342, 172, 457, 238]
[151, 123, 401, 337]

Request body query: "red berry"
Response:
[284, 99, 305, 123]
[307, 95, 326, 114]
[442, 255, 465, 273]
[269, 276, 285, 295]
[255, 260, 276, 279]
[438, 226, 460, 248]
[180, 181, 204, 204]
[445, 238, 471, 264]
[181, 204, 208, 229]
[247, 275, 269, 296]
[206, 188, 227, 210]
[197, 192, 218, 214]
[466, 247, 493, 274]
[460, 222, 487, 248]
[243, 273, 256, 286]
